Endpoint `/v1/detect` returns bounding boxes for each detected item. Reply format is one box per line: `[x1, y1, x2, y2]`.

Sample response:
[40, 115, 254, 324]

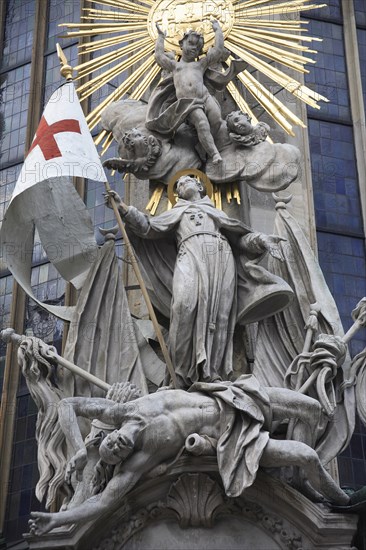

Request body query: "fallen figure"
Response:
[29, 375, 349, 536]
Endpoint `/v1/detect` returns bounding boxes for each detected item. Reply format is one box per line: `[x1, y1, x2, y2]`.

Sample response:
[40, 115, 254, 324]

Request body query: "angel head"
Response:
[226, 111, 254, 136]
[179, 30, 204, 59]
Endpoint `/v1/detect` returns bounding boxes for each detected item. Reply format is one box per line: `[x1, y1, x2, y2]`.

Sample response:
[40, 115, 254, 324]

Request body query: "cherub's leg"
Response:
[260, 439, 349, 505]
[188, 109, 222, 164]
[205, 95, 224, 136]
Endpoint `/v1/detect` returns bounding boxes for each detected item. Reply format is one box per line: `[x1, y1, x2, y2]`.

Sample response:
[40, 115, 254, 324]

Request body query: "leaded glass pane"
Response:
[305, 20, 350, 122]
[0, 65, 31, 166]
[309, 120, 363, 235]
[46, 0, 81, 52]
[1, 0, 35, 70]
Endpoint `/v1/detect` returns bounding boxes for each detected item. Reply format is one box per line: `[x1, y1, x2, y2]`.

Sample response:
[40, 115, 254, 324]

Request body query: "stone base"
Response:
[25, 458, 358, 550]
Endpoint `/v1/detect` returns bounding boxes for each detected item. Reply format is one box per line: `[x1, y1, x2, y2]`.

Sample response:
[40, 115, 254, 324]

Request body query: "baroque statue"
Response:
[104, 175, 293, 388]
[28, 375, 348, 536]
[2, 2, 366, 548]
[102, 20, 301, 193]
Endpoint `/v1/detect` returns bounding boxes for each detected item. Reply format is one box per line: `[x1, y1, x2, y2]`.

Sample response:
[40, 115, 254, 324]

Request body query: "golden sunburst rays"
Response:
[61, 0, 327, 151]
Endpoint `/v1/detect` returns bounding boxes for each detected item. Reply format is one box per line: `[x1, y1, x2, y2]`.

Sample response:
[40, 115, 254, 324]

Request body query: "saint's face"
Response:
[177, 177, 202, 200]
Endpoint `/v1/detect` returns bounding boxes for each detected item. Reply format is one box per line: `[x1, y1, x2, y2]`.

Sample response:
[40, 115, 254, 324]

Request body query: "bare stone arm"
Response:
[155, 23, 176, 72]
[204, 20, 225, 68]
[29, 450, 152, 536]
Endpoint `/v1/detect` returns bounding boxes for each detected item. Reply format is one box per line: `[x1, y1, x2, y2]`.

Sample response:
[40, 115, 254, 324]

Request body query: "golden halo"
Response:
[147, 0, 234, 54]
[167, 169, 213, 206]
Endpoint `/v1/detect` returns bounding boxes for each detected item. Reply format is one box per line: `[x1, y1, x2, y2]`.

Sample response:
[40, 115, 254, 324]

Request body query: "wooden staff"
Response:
[104, 182, 178, 388]
[56, 43, 177, 388]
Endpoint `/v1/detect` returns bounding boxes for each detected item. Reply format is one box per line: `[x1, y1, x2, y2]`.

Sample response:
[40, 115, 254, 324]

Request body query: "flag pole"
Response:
[55, 44, 177, 388]
[104, 181, 178, 389]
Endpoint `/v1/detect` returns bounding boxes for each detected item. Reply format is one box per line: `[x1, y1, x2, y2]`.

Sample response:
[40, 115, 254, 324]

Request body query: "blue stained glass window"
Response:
[357, 29, 366, 114]
[354, 0, 366, 27]
[0, 65, 31, 166]
[4, 395, 44, 543]
[308, 120, 363, 235]
[304, 0, 342, 23]
[317, 232, 366, 357]
[0, 274, 14, 395]
[0, 165, 19, 233]
[305, 20, 350, 122]
[339, 416, 366, 490]
[46, 0, 81, 53]
[1, 0, 35, 70]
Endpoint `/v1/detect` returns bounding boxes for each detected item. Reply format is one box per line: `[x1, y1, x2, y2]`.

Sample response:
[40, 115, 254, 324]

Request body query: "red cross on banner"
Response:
[28, 115, 82, 160]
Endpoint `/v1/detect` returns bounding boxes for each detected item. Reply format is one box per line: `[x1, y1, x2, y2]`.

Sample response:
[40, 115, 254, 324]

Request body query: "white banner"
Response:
[1, 82, 107, 321]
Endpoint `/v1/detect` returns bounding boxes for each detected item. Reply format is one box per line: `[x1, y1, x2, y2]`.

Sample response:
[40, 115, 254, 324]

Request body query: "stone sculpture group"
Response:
[2, 19, 366, 549]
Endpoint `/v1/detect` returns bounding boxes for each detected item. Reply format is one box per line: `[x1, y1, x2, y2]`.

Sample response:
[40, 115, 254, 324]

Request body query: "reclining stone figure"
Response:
[29, 375, 349, 536]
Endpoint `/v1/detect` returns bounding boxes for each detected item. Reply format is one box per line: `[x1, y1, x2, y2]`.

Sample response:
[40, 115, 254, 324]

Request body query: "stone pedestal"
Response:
[25, 459, 358, 550]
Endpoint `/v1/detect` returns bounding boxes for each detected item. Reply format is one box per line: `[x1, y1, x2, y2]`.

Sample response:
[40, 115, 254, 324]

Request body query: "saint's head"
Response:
[176, 175, 204, 201]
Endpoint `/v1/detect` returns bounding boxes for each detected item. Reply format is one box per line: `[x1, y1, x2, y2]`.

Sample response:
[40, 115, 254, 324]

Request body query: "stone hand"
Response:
[258, 234, 286, 261]
[65, 448, 88, 484]
[106, 381, 142, 403]
[211, 19, 221, 31]
[103, 157, 129, 174]
[103, 190, 128, 215]
[29, 512, 58, 536]
[156, 23, 166, 37]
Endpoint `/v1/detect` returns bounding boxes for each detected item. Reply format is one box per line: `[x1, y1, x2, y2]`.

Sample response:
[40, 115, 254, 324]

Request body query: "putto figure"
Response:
[105, 175, 293, 388]
[146, 20, 227, 164]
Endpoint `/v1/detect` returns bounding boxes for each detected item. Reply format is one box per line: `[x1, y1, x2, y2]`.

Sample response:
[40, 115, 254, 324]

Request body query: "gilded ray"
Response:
[237, 72, 295, 134]
[130, 64, 161, 100]
[232, 20, 309, 29]
[232, 27, 319, 51]
[234, 0, 313, 7]
[82, 9, 145, 20]
[226, 81, 260, 126]
[230, 31, 314, 71]
[86, 54, 156, 129]
[86, 0, 151, 12]
[78, 31, 148, 53]
[75, 37, 153, 79]
[234, 66, 307, 127]
[226, 38, 327, 106]
[81, 12, 146, 22]
[101, 131, 114, 155]
[77, 43, 152, 97]
[62, 0, 328, 138]
[61, 24, 148, 38]
[94, 129, 108, 146]
[235, 2, 327, 16]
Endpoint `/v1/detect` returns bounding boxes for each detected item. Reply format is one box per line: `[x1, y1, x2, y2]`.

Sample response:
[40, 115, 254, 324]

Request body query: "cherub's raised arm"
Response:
[204, 20, 225, 67]
[155, 23, 176, 72]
